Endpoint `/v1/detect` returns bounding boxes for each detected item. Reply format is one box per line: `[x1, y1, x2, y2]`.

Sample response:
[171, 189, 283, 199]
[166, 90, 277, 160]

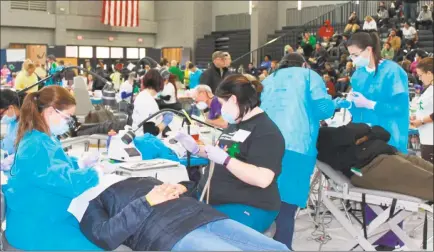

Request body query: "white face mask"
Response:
[196, 101, 208, 110]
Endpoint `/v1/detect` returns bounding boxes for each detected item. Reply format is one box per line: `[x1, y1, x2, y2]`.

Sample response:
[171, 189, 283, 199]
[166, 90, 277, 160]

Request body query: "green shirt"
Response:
[301, 35, 317, 48]
[169, 66, 184, 84]
[381, 48, 394, 60]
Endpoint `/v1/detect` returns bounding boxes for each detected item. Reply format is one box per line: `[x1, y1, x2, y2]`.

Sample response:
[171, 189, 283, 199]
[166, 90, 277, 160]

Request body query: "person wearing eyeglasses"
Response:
[2, 86, 102, 250]
[345, 31, 409, 154]
[0, 89, 20, 156]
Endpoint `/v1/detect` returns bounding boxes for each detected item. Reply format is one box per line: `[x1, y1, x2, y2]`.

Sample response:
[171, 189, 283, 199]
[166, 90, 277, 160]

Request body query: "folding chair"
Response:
[315, 160, 433, 251]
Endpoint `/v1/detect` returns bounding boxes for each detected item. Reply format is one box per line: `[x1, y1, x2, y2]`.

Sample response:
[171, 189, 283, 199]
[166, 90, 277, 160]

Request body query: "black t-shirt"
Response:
[200, 112, 285, 211]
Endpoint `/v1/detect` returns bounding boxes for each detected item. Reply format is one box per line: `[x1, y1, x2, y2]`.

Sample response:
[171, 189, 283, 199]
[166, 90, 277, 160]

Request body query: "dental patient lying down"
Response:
[80, 177, 289, 251]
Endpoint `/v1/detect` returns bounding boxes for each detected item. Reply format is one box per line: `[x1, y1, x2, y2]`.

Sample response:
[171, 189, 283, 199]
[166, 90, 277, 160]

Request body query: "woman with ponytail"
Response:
[3, 86, 101, 250]
[344, 31, 409, 153]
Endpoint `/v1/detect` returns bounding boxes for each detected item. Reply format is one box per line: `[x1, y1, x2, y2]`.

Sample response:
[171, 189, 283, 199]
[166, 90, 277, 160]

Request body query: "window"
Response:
[65, 46, 78, 58]
[96, 47, 110, 59]
[110, 47, 124, 58]
[10, 1, 47, 11]
[139, 48, 146, 59]
[79, 46, 93, 58]
[6, 49, 26, 62]
[126, 48, 139, 59]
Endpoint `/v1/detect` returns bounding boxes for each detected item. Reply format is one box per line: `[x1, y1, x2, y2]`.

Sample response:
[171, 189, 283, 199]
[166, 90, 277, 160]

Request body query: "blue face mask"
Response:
[353, 55, 370, 68]
[50, 118, 70, 136]
[221, 112, 237, 124]
[1, 113, 16, 124]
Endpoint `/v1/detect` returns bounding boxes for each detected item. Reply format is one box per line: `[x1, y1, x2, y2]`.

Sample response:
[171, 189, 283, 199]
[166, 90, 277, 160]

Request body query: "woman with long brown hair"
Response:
[3, 86, 101, 250]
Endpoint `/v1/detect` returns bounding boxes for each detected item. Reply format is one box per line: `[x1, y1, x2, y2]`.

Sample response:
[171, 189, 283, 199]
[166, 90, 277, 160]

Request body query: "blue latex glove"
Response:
[121, 91, 133, 99]
[351, 92, 376, 109]
[204, 145, 229, 165]
[175, 132, 200, 155]
[1, 154, 15, 171]
[78, 152, 100, 169]
[162, 113, 174, 126]
[334, 97, 352, 109]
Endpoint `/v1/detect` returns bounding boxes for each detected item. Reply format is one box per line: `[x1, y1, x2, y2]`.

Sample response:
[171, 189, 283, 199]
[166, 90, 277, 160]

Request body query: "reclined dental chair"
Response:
[314, 160, 433, 251]
[1, 190, 132, 251]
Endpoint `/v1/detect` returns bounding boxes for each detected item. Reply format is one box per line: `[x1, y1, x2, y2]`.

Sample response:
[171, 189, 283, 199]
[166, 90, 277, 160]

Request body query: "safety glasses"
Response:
[55, 109, 75, 128]
[349, 48, 366, 59]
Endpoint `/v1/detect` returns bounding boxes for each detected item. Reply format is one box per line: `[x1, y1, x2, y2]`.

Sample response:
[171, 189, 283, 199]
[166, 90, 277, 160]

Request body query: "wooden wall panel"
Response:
[26, 45, 47, 65]
[162, 48, 182, 63]
[56, 57, 78, 74]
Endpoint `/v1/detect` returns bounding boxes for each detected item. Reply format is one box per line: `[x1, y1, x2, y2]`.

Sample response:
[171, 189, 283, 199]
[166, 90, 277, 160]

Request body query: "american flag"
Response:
[101, 0, 139, 27]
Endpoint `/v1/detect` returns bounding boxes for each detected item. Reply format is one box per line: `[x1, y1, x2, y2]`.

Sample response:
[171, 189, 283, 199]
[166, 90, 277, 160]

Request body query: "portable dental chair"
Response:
[314, 161, 433, 251]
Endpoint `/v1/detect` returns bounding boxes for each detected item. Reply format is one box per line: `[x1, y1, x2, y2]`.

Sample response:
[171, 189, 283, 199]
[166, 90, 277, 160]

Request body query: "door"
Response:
[162, 48, 182, 64]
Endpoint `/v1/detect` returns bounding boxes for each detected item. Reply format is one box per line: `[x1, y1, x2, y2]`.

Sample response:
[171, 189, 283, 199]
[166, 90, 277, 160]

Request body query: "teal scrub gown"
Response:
[349, 60, 409, 153]
[261, 68, 335, 207]
[3, 130, 101, 250]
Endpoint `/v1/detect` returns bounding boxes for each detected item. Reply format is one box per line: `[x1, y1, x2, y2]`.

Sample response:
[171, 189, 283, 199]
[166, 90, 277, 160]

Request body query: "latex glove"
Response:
[93, 164, 105, 178]
[162, 113, 174, 126]
[1, 154, 15, 171]
[351, 92, 376, 110]
[204, 145, 229, 165]
[175, 132, 200, 155]
[334, 97, 352, 109]
[78, 152, 100, 169]
[121, 91, 132, 99]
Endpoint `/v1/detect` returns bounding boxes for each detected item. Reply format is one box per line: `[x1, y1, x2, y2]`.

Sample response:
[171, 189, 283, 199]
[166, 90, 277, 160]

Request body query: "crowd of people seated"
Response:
[245, 1, 434, 99]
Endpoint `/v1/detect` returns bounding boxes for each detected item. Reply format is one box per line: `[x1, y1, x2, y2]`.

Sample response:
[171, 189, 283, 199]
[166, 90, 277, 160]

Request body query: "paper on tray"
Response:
[68, 174, 127, 222]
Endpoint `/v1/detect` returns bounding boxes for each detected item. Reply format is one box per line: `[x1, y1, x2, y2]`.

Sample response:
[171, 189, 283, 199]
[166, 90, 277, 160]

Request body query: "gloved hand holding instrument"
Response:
[175, 131, 221, 203]
[78, 152, 100, 169]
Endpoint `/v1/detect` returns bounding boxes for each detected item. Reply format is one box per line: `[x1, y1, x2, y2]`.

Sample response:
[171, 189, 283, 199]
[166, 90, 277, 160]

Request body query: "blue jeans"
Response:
[274, 202, 298, 250]
[403, 2, 417, 22]
[171, 219, 289, 251]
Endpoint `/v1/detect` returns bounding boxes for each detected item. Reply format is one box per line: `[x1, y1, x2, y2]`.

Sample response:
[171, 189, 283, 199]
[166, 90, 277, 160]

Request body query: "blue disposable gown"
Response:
[349, 60, 409, 153]
[3, 130, 101, 250]
[45, 65, 63, 86]
[1, 118, 18, 155]
[261, 68, 335, 207]
[134, 133, 180, 162]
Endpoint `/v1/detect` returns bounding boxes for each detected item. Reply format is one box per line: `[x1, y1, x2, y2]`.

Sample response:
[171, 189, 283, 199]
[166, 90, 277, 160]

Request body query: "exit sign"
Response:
[77, 35, 83, 40]
[108, 37, 114, 41]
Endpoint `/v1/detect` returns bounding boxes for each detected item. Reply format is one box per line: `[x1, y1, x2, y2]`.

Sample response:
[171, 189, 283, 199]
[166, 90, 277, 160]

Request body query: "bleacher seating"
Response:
[195, 30, 250, 69]
[418, 30, 434, 53]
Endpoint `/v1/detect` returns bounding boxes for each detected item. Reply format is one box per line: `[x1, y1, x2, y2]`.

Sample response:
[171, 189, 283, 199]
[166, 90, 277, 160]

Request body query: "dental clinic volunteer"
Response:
[177, 74, 285, 233]
[346, 31, 409, 153]
[0, 89, 20, 155]
[3, 86, 101, 250]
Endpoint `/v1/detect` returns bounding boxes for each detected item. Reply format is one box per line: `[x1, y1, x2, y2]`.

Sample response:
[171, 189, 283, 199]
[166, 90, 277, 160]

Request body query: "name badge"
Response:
[231, 129, 251, 143]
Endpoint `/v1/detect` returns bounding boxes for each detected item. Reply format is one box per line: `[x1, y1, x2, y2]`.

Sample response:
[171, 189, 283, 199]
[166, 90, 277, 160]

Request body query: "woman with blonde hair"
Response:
[15, 59, 39, 93]
[34, 61, 47, 79]
[363, 15, 378, 31]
